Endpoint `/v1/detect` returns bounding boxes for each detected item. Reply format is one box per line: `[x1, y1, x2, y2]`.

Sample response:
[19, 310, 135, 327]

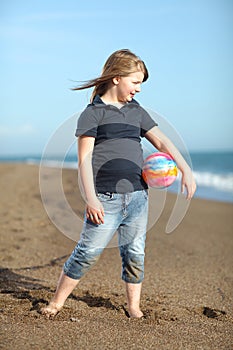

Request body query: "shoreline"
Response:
[0, 163, 232, 350]
[1, 160, 233, 205]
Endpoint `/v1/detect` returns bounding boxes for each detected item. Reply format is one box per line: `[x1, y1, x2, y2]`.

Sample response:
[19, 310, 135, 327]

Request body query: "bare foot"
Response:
[40, 301, 63, 319]
[129, 309, 144, 318]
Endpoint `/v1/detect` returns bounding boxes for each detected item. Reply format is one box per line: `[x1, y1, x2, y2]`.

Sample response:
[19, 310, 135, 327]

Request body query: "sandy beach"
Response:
[0, 163, 232, 350]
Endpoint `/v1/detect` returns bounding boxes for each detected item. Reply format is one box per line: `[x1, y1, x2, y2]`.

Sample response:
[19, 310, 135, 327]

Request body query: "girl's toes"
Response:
[40, 302, 63, 319]
[129, 309, 144, 318]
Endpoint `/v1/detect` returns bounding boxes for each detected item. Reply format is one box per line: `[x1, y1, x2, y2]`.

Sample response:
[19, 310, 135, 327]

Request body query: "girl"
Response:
[41, 49, 196, 319]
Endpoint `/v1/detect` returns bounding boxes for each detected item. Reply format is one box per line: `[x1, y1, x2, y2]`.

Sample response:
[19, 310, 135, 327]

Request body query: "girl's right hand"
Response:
[86, 197, 105, 225]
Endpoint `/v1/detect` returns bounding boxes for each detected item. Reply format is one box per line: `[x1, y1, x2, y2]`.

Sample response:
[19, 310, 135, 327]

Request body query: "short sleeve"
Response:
[140, 108, 158, 137]
[75, 107, 99, 137]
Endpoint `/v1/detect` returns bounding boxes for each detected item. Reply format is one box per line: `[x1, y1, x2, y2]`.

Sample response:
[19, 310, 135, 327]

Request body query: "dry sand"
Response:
[0, 163, 232, 350]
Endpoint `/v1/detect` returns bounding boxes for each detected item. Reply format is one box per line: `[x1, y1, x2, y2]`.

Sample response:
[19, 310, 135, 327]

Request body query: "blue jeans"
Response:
[63, 190, 148, 284]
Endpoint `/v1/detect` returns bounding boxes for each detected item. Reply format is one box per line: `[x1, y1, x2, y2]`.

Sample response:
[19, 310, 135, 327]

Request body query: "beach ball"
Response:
[142, 152, 178, 188]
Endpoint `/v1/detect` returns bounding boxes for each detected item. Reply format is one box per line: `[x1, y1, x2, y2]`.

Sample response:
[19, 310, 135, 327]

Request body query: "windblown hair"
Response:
[72, 49, 149, 102]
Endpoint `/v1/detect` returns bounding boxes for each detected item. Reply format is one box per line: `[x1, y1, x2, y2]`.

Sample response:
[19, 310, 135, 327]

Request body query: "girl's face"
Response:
[114, 71, 144, 103]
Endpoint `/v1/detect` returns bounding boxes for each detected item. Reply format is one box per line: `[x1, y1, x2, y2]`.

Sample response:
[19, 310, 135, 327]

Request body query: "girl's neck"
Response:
[101, 88, 124, 105]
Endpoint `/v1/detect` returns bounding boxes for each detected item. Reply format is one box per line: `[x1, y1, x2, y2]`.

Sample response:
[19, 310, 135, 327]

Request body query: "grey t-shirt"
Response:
[75, 95, 157, 193]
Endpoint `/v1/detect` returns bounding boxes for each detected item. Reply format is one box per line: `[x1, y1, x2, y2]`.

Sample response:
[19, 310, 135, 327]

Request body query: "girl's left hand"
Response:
[181, 168, 197, 200]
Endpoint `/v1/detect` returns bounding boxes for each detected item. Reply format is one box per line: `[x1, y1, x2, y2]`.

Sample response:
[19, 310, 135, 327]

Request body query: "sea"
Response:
[1, 151, 233, 204]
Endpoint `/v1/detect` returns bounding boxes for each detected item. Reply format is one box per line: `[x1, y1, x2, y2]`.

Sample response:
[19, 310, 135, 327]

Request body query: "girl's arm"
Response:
[78, 135, 104, 224]
[145, 126, 196, 199]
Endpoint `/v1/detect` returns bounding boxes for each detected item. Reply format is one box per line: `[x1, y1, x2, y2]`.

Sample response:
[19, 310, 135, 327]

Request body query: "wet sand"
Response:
[0, 163, 232, 350]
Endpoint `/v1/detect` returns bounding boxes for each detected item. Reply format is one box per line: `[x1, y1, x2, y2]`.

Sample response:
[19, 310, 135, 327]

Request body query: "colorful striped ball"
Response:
[142, 152, 178, 188]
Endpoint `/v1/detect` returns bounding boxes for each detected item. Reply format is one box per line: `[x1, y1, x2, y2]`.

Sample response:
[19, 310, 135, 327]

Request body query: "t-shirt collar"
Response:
[92, 95, 139, 106]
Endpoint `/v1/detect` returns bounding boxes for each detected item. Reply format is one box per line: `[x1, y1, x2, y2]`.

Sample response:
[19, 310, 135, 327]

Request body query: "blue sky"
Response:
[0, 0, 233, 155]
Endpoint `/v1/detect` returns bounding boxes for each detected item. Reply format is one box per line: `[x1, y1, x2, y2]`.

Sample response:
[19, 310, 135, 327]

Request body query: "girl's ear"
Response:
[112, 76, 121, 85]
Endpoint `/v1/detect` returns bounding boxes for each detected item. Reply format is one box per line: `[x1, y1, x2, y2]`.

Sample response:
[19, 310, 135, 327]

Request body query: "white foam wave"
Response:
[193, 171, 233, 193]
[35, 159, 233, 195]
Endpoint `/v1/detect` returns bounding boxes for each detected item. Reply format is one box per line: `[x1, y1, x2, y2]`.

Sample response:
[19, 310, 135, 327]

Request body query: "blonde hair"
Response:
[72, 49, 149, 102]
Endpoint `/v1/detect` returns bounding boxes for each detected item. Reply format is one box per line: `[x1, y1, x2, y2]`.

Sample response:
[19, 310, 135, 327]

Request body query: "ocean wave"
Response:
[0, 156, 231, 202]
[26, 158, 233, 195]
[193, 171, 233, 193]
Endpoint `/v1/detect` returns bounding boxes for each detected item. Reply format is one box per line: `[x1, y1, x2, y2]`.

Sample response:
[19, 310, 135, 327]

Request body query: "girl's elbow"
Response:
[154, 140, 167, 152]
